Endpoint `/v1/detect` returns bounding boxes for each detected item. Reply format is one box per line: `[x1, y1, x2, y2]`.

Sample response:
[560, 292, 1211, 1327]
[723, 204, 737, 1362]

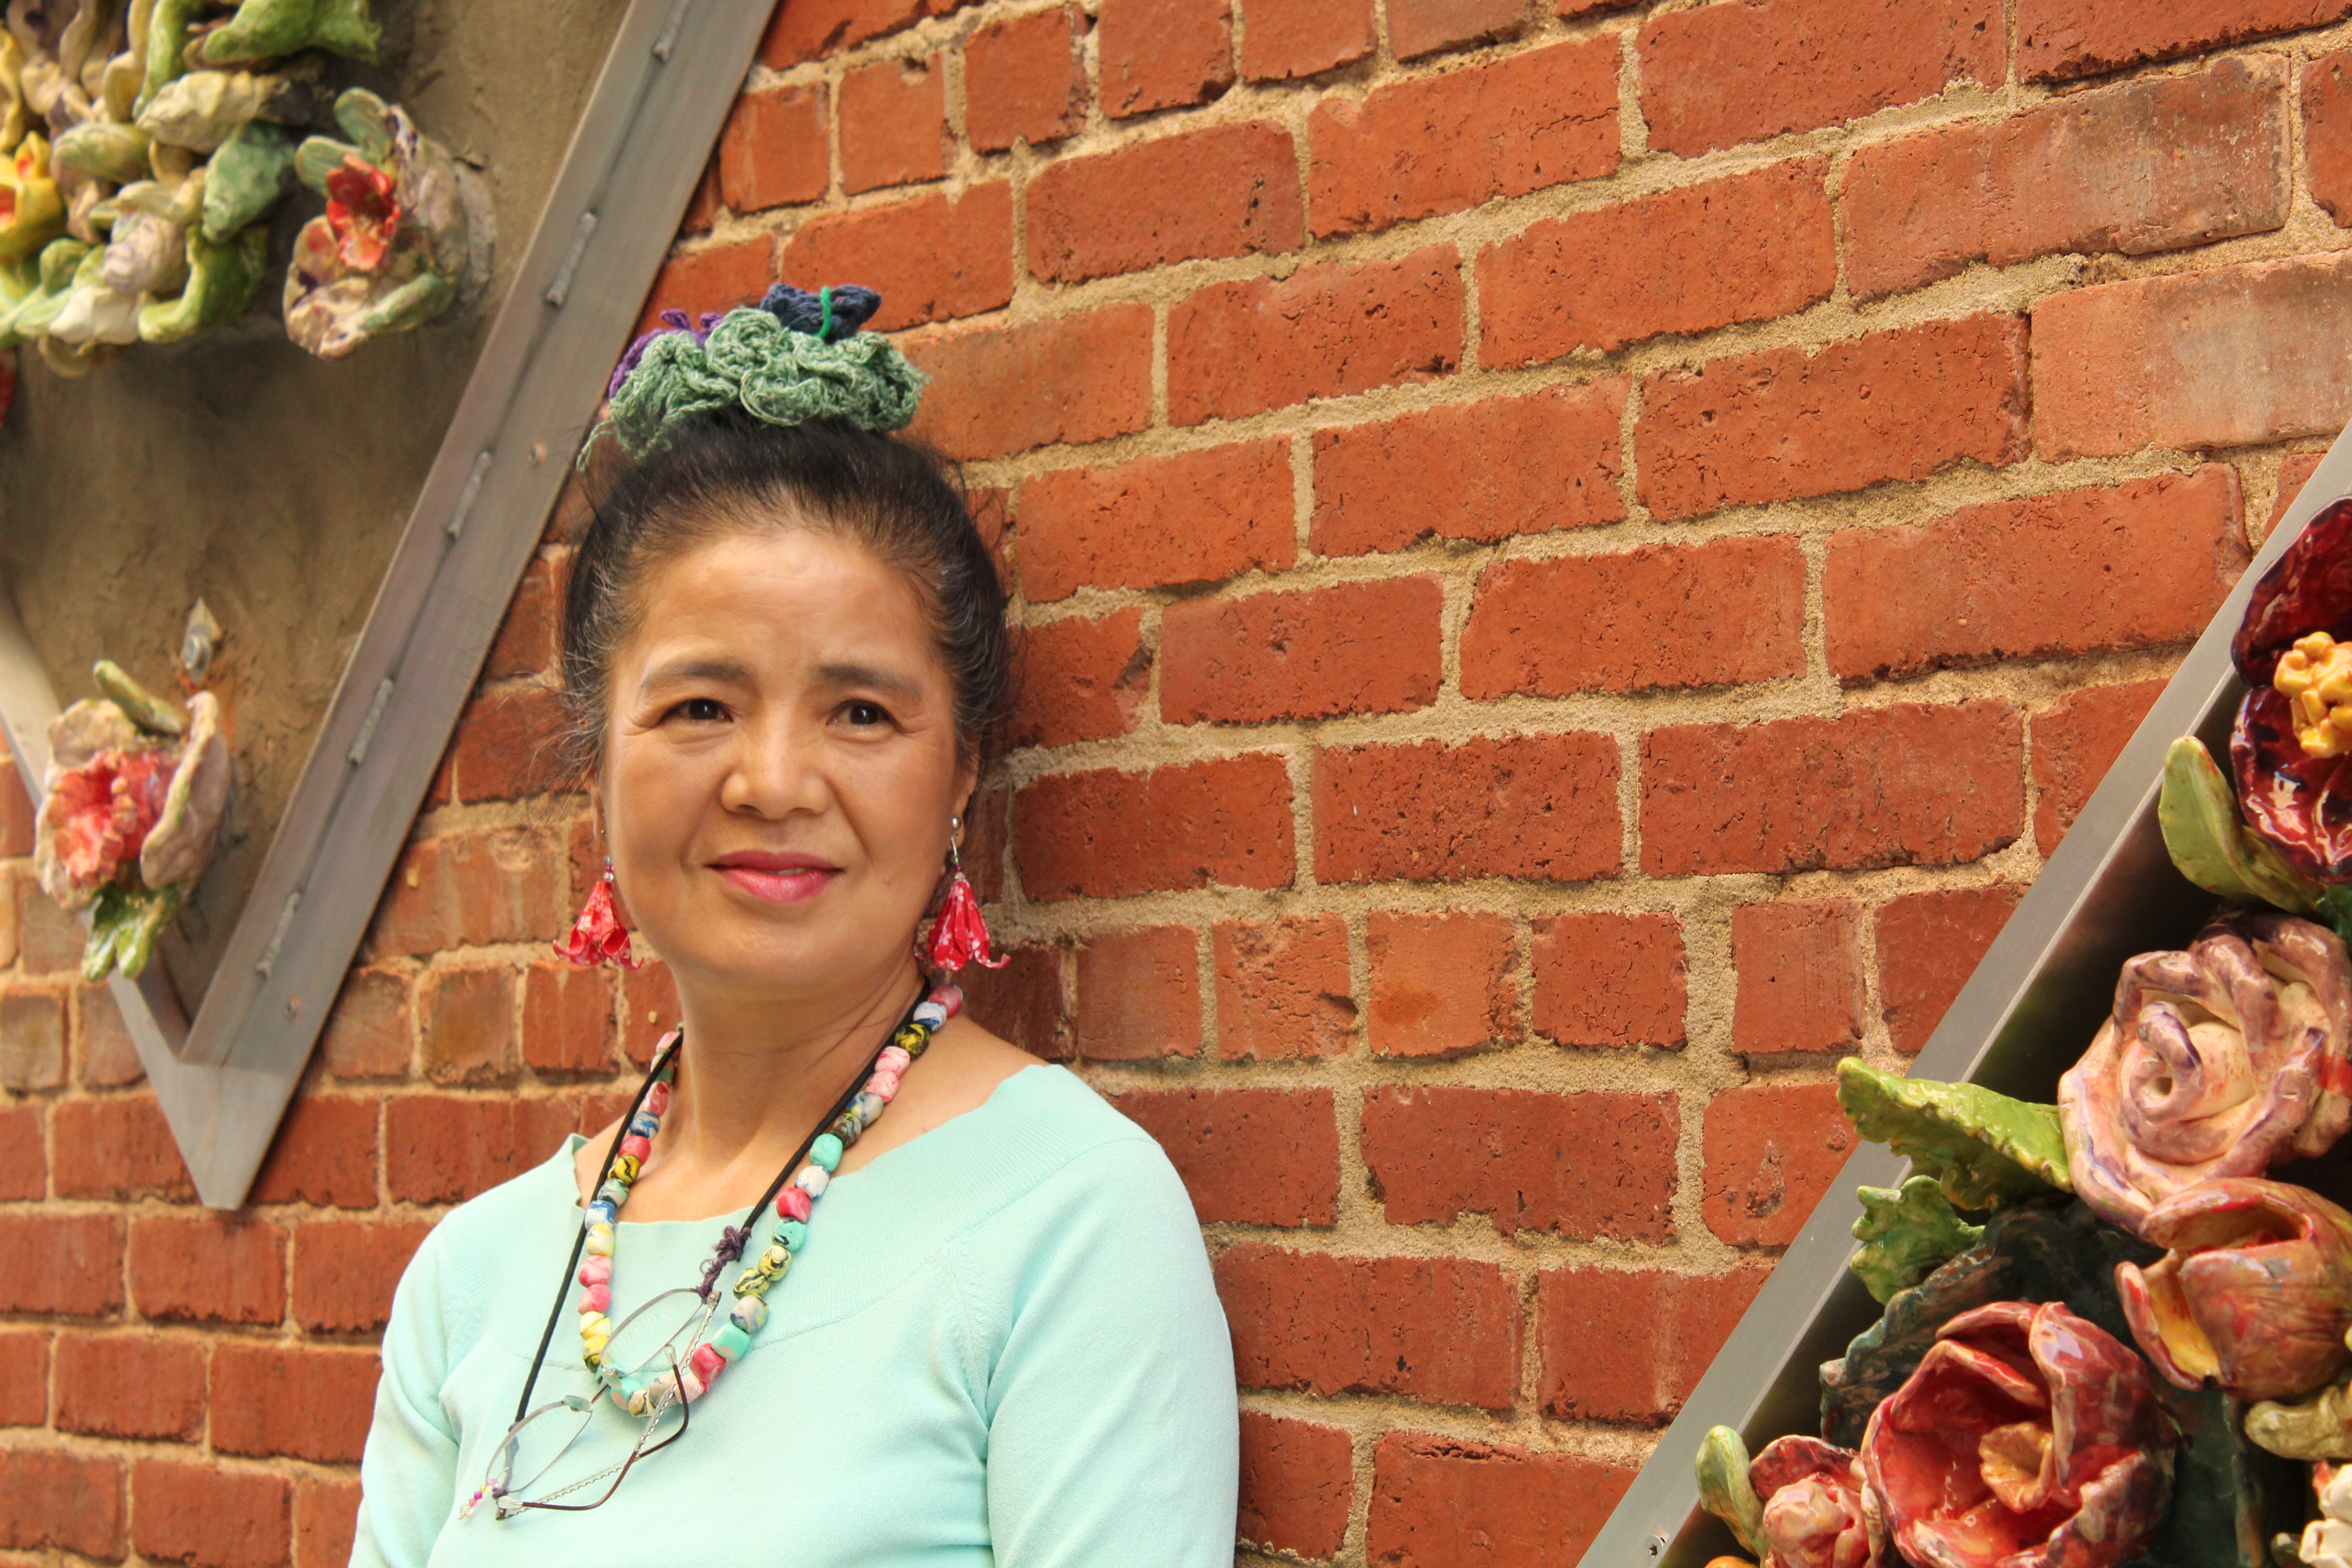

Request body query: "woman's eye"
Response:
[670, 697, 727, 723]
[843, 700, 890, 727]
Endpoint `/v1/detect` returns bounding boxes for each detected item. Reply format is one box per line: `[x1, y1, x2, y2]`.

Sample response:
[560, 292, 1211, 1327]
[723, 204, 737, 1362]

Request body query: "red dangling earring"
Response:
[558, 858, 643, 970]
[926, 817, 1005, 972]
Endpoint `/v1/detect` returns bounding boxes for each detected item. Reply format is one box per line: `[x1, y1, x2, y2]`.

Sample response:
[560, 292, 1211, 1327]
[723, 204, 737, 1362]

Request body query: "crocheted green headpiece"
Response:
[595, 284, 928, 460]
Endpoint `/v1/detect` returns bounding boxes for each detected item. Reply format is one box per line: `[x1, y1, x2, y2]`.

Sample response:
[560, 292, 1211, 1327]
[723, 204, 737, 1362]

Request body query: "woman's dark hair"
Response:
[556, 411, 1013, 780]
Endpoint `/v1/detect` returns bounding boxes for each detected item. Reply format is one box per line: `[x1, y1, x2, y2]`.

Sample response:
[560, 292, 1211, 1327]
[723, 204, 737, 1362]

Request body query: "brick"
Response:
[0, 1214, 119, 1315]
[0, 1449, 122, 1558]
[16, 872, 83, 971]
[75, 982, 143, 1086]
[2310, 50, 2352, 226]
[211, 1344, 382, 1464]
[906, 304, 1153, 460]
[1311, 383, 1624, 557]
[1482, 159, 1834, 367]
[369, 825, 570, 958]
[759, 0, 970, 67]
[522, 960, 615, 1075]
[1018, 439, 1294, 602]
[1538, 1264, 1769, 1425]
[1216, 1245, 1519, 1408]
[320, 966, 411, 1079]
[449, 685, 565, 803]
[1240, 1411, 1352, 1558]
[418, 965, 518, 1085]
[1636, 314, 2029, 519]
[1309, 40, 1616, 238]
[782, 185, 1013, 333]
[1241, 0, 1373, 78]
[1843, 57, 2289, 299]
[1732, 901, 1863, 1056]
[1009, 610, 1148, 749]
[292, 1220, 434, 1335]
[635, 237, 774, 333]
[386, 1096, 582, 1205]
[1640, 0, 2001, 156]
[621, 960, 680, 1065]
[1464, 536, 1806, 700]
[680, 155, 720, 234]
[1826, 469, 2248, 681]
[1701, 1080, 1855, 1246]
[1016, 755, 1294, 899]
[248, 1094, 378, 1209]
[129, 1216, 285, 1326]
[1877, 884, 2022, 1053]
[1214, 916, 1356, 1061]
[0, 1330, 45, 1426]
[959, 944, 1071, 1059]
[1640, 701, 2024, 876]
[54, 1096, 192, 1200]
[1115, 1088, 1338, 1224]
[2271, 451, 2331, 537]
[1099, 0, 1232, 116]
[0, 1102, 39, 1200]
[0, 985, 64, 1090]
[1363, 1086, 1678, 1241]
[1367, 1431, 1633, 1565]
[0, 870, 15, 969]
[717, 83, 828, 215]
[839, 54, 946, 194]
[965, 6, 1086, 150]
[54, 1333, 206, 1440]
[2034, 254, 2352, 458]
[2032, 680, 2167, 858]
[294, 1477, 361, 1568]
[1531, 912, 1686, 1050]
[1388, 0, 1524, 58]
[2018, 0, 2352, 83]
[1074, 928, 1200, 1058]
[132, 1458, 287, 1568]
[1315, 733, 1621, 885]
[1368, 911, 1517, 1058]
[0, 755, 30, 856]
[1029, 122, 1297, 284]
[1170, 245, 1463, 425]
[1164, 578, 1443, 724]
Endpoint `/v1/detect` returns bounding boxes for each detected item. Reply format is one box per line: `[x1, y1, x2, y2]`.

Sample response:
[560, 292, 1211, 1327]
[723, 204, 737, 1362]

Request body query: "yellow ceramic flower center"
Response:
[2274, 631, 2352, 757]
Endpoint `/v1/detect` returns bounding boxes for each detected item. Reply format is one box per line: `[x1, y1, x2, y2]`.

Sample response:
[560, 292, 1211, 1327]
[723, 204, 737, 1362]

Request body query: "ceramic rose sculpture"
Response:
[1694, 501, 2352, 1568]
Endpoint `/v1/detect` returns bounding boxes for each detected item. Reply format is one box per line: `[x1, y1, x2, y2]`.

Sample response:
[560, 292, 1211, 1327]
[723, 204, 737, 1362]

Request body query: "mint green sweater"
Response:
[350, 1066, 1240, 1567]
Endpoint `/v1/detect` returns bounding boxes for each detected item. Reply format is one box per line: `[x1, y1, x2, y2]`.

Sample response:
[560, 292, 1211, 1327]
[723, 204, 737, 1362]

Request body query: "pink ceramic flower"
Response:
[2117, 1177, 2352, 1403]
[1750, 1436, 1878, 1568]
[44, 749, 171, 897]
[2058, 911, 2352, 1235]
[1861, 1301, 2170, 1568]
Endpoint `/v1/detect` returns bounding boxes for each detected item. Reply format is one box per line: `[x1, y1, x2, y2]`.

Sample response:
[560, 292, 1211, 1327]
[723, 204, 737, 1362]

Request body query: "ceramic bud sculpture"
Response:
[1859, 1301, 2171, 1568]
[2115, 1177, 2352, 1404]
[1752, 1437, 1879, 1568]
[2058, 912, 2352, 1234]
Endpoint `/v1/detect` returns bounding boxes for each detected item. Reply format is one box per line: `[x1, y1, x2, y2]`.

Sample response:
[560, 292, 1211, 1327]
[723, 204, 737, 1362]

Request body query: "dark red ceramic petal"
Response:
[2232, 687, 2352, 881]
[2236, 498, 2352, 684]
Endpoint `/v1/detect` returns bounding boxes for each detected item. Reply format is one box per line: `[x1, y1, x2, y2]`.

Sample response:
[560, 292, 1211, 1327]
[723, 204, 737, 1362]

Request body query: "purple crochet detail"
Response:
[604, 309, 729, 397]
[696, 1225, 751, 1301]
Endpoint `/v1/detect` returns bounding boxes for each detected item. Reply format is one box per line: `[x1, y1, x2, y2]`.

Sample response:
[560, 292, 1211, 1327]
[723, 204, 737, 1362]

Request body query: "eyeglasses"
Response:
[464, 1286, 718, 1518]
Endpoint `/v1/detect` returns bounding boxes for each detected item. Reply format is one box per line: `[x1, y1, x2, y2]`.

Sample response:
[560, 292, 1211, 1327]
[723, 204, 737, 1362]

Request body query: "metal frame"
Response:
[1579, 427, 2352, 1567]
[0, 0, 775, 1209]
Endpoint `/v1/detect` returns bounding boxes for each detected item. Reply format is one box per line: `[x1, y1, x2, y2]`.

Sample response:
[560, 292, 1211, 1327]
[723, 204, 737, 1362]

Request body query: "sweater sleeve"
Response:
[964, 1135, 1240, 1568]
[349, 1223, 467, 1568]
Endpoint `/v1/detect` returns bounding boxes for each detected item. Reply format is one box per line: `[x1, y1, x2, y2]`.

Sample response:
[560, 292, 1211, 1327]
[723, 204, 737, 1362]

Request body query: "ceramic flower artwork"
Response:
[1694, 500, 2352, 1568]
[33, 661, 228, 981]
[0, 0, 481, 389]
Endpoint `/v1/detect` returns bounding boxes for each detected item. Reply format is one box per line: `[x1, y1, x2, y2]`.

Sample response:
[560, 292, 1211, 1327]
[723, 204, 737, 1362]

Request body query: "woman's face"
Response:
[601, 524, 974, 1004]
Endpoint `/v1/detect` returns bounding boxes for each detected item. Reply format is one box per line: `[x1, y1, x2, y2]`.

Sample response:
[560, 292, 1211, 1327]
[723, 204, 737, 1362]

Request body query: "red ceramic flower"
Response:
[926, 873, 1005, 972]
[2117, 1177, 2352, 1403]
[1861, 1300, 2171, 1568]
[2231, 500, 2352, 880]
[324, 155, 400, 272]
[46, 749, 172, 894]
[1750, 1436, 1878, 1568]
[555, 874, 640, 970]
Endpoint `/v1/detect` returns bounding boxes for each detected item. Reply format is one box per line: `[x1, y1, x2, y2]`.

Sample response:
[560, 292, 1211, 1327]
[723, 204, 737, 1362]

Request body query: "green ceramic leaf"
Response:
[1851, 1175, 1983, 1303]
[93, 660, 185, 736]
[202, 121, 296, 243]
[1694, 1426, 1763, 1556]
[2160, 735, 2321, 914]
[1835, 1058, 2072, 1210]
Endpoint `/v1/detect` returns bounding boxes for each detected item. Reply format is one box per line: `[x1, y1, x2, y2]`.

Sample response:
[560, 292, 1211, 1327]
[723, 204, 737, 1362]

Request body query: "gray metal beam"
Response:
[1578, 430, 2352, 1568]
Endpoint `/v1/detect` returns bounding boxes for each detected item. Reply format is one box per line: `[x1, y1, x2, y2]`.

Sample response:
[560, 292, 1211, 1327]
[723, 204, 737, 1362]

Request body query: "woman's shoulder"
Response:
[926, 1064, 1198, 1239]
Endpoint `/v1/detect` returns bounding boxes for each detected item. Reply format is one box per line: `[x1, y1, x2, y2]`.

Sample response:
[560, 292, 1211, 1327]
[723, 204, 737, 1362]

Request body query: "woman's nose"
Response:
[717, 718, 832, 818]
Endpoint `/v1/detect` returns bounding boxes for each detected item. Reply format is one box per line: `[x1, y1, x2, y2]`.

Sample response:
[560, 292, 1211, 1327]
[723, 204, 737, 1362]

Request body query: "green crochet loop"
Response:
[601, 307, 928, 460]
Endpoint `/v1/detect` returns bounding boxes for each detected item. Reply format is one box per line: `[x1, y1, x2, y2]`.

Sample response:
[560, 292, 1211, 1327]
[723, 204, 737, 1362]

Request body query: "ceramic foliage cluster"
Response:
[1697, 501, 2352, 1568]
[0, 0, 482, 398]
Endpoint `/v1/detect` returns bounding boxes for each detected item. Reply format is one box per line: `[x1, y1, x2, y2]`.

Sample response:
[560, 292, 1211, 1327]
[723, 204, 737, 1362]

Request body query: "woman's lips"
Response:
[711, 858, 842, 905]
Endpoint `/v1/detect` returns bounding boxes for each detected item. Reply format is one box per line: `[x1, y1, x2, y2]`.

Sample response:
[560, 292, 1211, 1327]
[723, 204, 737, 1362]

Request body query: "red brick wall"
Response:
[10, 0, 2352, 1561]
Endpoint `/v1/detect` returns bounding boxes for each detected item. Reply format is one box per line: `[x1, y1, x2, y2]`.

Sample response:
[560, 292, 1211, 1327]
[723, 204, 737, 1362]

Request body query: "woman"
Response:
[349, 285, 1240, 1565]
